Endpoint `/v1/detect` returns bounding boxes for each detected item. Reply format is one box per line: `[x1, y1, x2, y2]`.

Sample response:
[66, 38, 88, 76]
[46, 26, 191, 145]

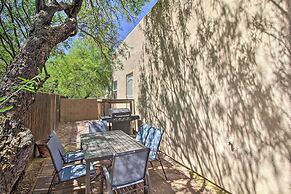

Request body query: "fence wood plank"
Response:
[23, 93, 59, 142]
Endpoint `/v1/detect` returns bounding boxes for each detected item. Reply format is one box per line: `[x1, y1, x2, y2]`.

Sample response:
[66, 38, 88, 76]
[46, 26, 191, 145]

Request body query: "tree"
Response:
[0, 0, 148, 192]
[41, 38, 112, 98]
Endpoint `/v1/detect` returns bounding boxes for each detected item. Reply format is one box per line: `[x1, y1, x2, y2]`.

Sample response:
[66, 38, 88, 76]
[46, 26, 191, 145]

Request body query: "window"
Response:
[113, 80, 117, 99]
[126, 73, 133, 99]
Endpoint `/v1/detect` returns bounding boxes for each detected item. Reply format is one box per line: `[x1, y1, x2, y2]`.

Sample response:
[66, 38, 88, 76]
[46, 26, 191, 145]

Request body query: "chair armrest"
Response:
[65, 150, 83, 155]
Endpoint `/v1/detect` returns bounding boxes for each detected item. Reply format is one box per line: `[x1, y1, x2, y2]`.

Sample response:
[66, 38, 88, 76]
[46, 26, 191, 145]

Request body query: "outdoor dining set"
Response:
[46, 119, 167, 194]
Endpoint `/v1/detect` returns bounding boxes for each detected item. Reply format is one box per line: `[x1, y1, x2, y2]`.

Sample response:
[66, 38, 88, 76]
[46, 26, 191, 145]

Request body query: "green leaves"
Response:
[0, 96, 12, 114]
[0, 0, 35, 75]
[18, 76, 37, 92]
[0, 105, 13, 113]
[41, 38, 112, 98]
[0, 0, 150, 101]
[0, 0, 150, 77]
[0, 76, 39, 114]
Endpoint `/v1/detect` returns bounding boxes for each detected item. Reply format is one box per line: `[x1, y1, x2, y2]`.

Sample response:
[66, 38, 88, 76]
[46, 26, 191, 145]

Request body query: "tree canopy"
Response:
[0, 0, 149, 99]
[0, 0, 148, 78]
[0, 0, 35, 76]
[41, 38, 112, 98]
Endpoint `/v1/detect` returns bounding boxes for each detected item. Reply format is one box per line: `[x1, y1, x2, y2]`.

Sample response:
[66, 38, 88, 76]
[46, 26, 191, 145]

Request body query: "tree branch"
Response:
[0, 19, 16, 57]
[120, 0, 135, 21]
[4, 2, 21, 49]
[13, 0, 30, 38]
[70, 0, 83, 18]
[0, 0, 4, 16]
[21, 1, 31, 24]
[36, 64, 50, 90]
[0, 35, 14, 59]
[36, 0, 46, 13]
[269, 0, 288, 17]
[78, 27, 111, 64]
[0, 55, 9, 67]
[50, 18, 78, 44]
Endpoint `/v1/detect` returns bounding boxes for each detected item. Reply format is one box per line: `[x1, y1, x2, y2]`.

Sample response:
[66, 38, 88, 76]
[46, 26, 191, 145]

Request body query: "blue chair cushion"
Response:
[59, 163, 94, 182]
[144, 127, 155, 148]
[148, 128, 163, 161]
[136, 123, 152, 144]
[101, 120, 109, 131]
[63, 150, 84, 163]
[89, 120, 107, 133]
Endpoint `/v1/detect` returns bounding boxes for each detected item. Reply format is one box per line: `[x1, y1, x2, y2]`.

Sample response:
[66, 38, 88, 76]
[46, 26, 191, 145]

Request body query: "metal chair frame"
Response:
[46, 137, 94, 194]
[50, 131, 84, 164]
[102, 148, 151, 194]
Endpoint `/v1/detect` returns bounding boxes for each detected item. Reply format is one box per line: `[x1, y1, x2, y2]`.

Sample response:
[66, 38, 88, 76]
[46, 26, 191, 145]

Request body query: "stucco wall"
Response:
[113, 0, 291, 193]
[113, 27, 145, 100]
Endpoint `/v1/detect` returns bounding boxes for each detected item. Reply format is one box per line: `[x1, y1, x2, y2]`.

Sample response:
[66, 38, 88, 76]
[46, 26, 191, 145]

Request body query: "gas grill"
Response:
[101, 108, 139, 135]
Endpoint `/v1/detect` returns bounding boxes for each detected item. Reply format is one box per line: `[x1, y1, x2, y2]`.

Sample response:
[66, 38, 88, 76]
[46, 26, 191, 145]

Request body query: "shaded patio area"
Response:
[17, 121, 228, 194]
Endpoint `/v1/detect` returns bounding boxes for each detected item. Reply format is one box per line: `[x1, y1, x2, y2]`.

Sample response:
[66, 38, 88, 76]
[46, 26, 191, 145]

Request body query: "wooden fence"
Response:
[60, 98, 99, 122]
[23, 93, 60, 141]
[23, 95, 136, 140]
[60, 98, 136, 122]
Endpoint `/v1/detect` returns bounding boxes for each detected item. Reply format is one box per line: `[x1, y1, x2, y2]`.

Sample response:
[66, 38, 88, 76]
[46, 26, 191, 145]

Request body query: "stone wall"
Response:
[113, 0, 291, 193]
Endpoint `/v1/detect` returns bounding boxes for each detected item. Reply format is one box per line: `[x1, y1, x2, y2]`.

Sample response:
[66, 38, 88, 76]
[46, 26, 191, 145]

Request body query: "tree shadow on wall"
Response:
[137, 0, 290, 194]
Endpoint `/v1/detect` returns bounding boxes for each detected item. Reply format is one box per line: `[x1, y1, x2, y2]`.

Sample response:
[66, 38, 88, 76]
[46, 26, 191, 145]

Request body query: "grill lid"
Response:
[109, 108, 131, 117]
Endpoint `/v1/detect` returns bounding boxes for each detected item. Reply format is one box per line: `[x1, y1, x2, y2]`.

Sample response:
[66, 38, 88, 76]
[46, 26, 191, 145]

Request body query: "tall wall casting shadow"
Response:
[137, 0, 290, 193]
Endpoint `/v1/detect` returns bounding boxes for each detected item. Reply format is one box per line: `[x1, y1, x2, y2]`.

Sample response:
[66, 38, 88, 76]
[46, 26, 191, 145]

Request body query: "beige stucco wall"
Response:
[113, 0, 291, 193]
[113, 27, 145, 100]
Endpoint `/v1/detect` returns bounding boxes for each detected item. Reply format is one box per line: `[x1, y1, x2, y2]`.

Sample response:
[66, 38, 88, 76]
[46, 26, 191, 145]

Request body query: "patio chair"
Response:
[50, 131, 84, 163]
[88, 120, 108, 133]
[47, 137, 95, 193]
[102, 148, 151, 194]
[139, 125, 168, 180]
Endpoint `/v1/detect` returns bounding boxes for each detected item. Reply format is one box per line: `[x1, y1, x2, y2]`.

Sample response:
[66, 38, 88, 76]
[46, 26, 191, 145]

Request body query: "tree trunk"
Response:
[0, 1, 82, 192]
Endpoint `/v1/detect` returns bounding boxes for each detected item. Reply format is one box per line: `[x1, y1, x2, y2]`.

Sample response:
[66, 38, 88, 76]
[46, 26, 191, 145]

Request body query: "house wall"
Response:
[113, 0, 291, 193]
[113, 27, 145, 100]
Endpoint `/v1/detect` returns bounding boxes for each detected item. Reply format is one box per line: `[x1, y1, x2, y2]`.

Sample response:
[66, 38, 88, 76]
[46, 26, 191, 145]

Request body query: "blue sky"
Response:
[118, 0, 158, 41]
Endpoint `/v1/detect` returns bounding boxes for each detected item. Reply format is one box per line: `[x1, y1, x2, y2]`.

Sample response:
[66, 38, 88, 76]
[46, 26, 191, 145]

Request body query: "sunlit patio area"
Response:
[16, 121, 227, 194]
[1, 0, 290, 193]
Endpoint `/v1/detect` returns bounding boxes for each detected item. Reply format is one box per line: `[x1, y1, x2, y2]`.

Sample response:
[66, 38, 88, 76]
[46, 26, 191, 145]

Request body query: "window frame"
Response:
[126, 73, 133, 99]
[113, 80, 117, 99]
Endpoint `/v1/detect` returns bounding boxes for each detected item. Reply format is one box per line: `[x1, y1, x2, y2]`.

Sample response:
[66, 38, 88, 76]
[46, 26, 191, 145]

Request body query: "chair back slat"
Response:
[111, 148, 150, 187]
[136, 123, 152, 144]
[89, 120, 107, 133]
[147, 128, 164, 161]
[144, 127, 155, 147]
[47, 137, 64, 173]
[50, 131, 65, 156]
[102, 120, 108, 130]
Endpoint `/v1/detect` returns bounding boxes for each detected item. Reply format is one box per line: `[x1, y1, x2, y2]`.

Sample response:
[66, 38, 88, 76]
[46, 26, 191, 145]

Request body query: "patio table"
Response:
[80, 130, 145, 194]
